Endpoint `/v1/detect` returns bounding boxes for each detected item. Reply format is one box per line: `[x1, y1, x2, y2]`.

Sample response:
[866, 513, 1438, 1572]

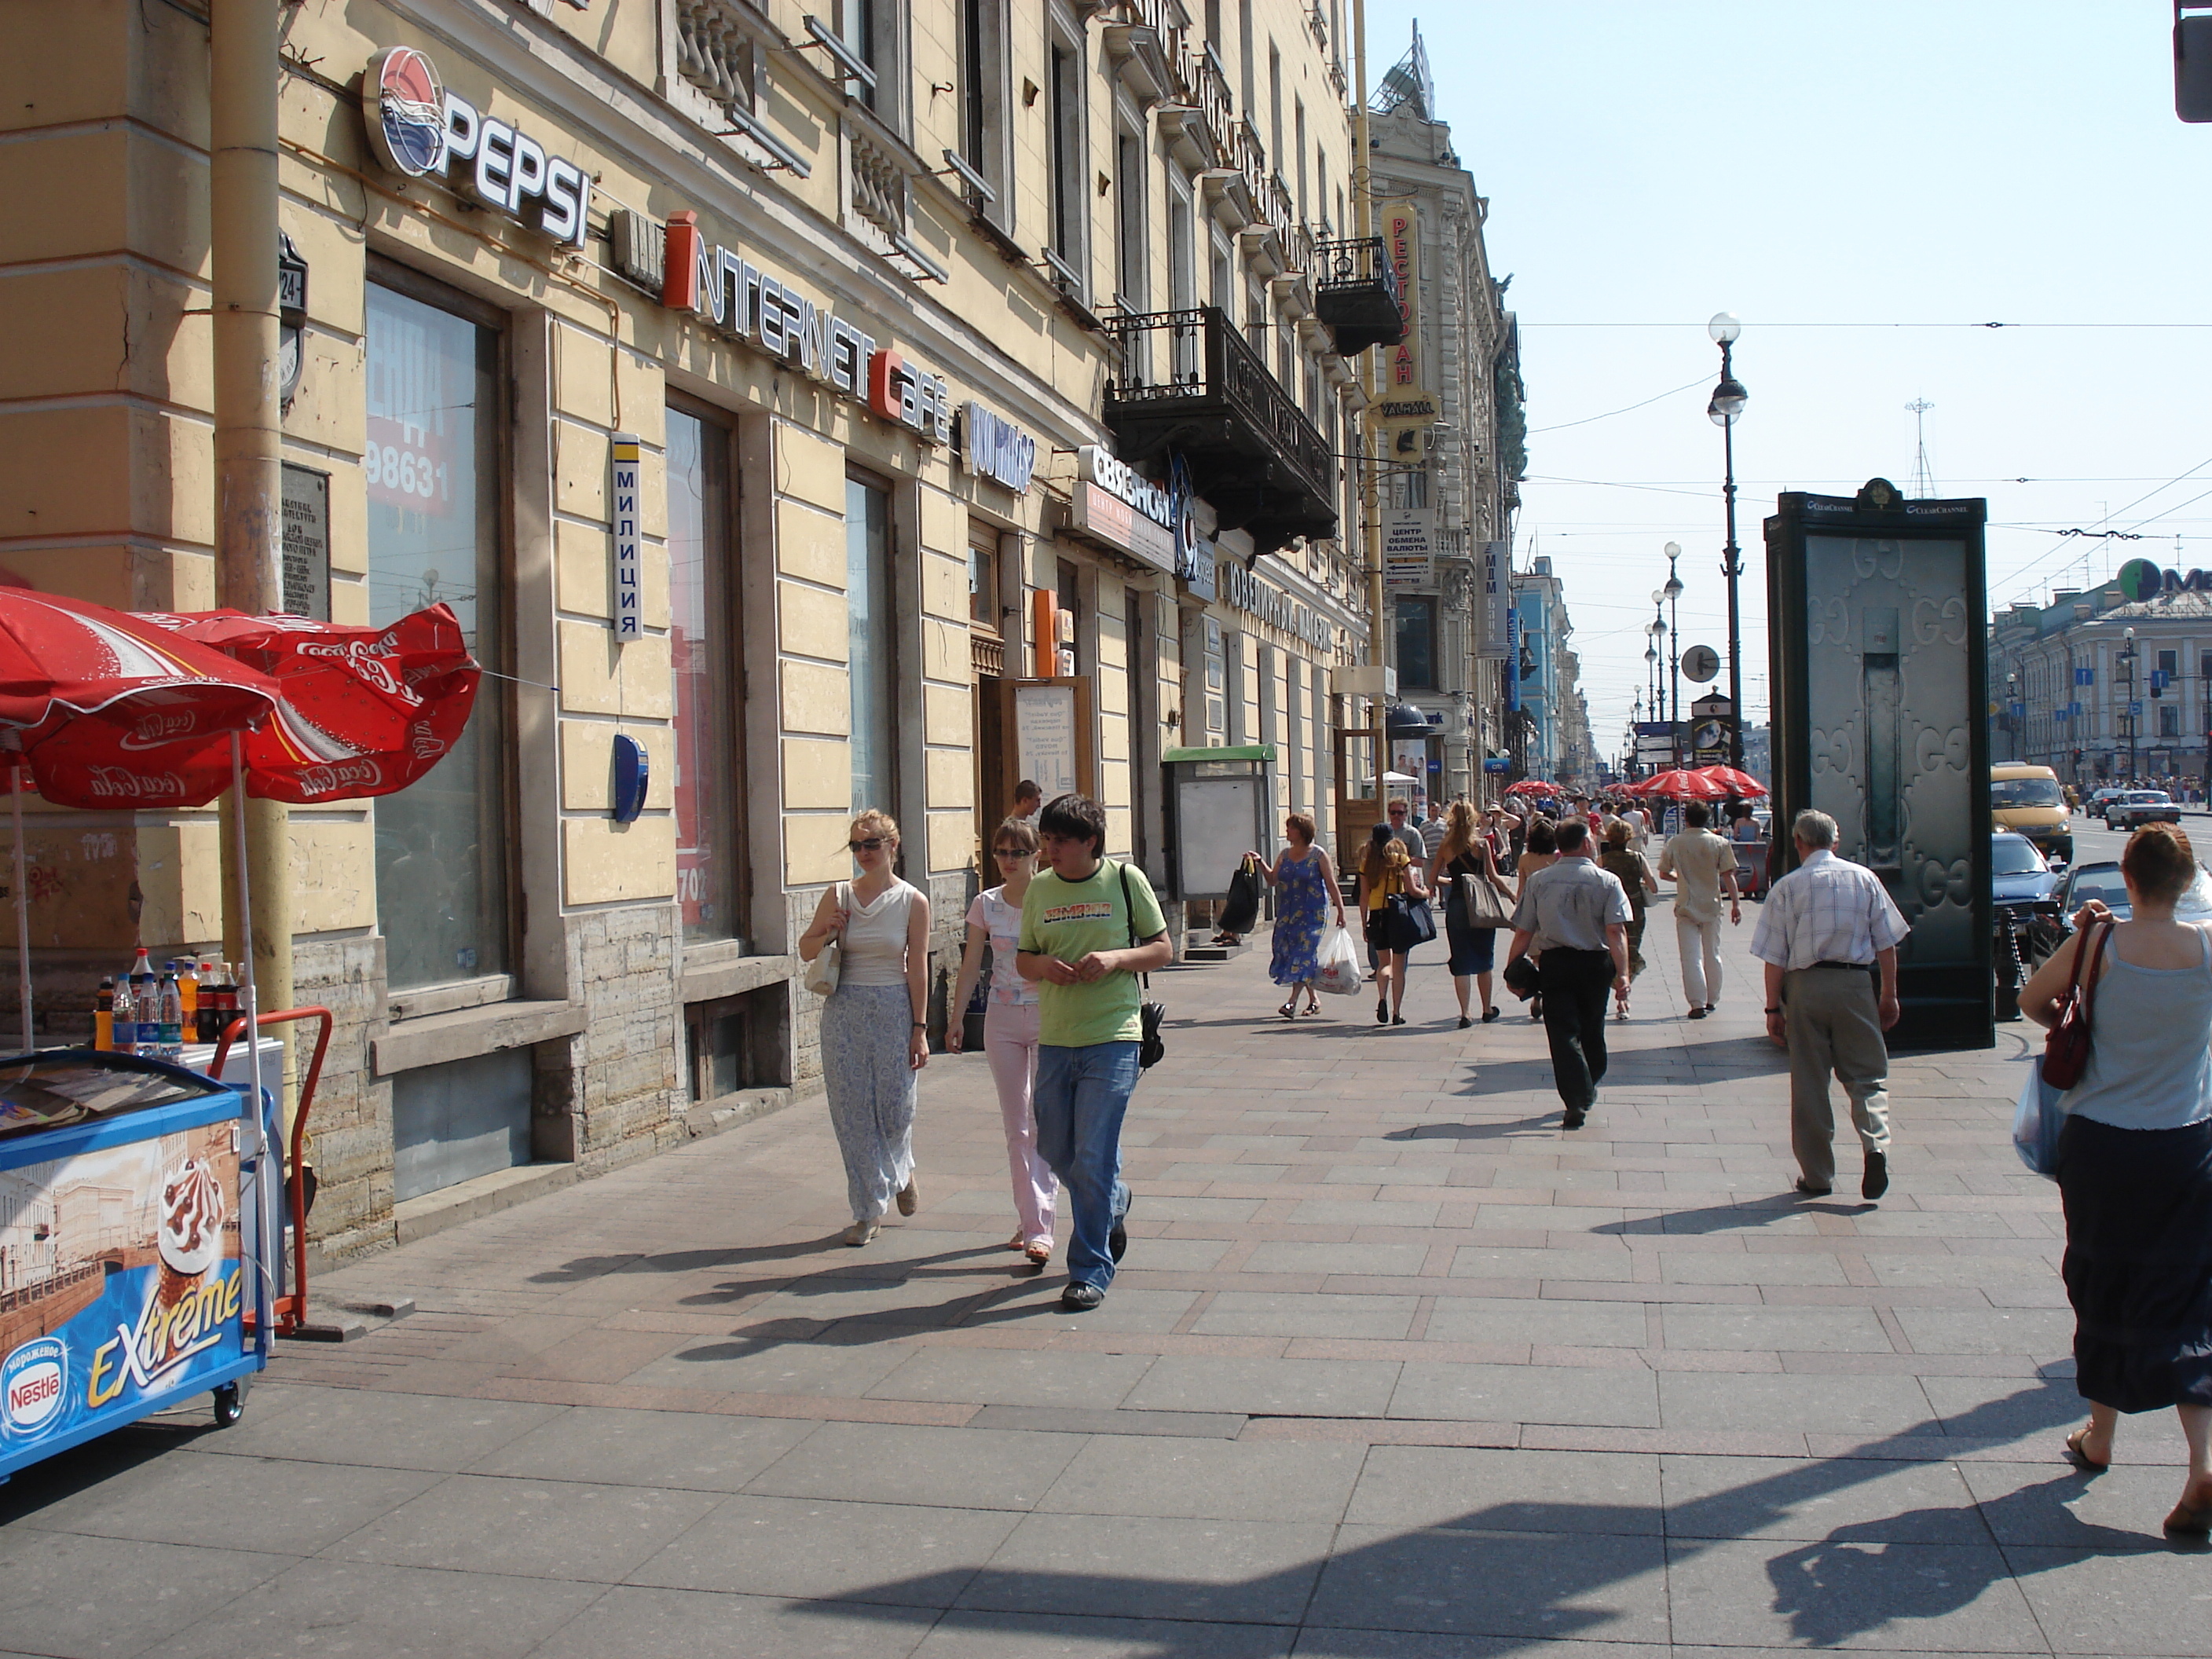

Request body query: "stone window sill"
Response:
[371, 1000, 587, 1078]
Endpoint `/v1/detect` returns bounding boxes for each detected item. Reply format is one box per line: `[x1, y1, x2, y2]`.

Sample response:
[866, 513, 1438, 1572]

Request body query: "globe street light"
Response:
[1663, 541, 1685, 766]
[1708, 312, 1748, 767]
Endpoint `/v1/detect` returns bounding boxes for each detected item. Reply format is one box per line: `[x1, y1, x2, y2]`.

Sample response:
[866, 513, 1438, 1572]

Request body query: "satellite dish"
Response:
[1683, 645, 1722, 684]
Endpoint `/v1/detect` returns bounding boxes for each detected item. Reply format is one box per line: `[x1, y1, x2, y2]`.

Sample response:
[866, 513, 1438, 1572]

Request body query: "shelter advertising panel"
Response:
[1766, 482, 1990, 1049]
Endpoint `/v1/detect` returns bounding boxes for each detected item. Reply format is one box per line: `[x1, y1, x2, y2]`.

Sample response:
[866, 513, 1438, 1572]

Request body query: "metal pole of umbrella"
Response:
[12, 762, 31, 1053]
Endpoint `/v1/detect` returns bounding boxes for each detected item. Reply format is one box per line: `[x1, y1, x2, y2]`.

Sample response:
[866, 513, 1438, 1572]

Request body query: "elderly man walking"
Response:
[1505, 819, 1632, 1130]
[1751, 809, 1911, 1200]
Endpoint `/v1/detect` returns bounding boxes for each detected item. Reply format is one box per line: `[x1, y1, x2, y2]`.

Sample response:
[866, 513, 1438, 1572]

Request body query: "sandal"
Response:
[2063, 1423, 2111, 1474]
[1024, 1241, 1053, 1266]
[1005, 1231, 1027, 1251]
[2165, 1480, 2212, 1536]
[1278, 999, 1298, 1020]
[1302, 1002, 1321, 1016]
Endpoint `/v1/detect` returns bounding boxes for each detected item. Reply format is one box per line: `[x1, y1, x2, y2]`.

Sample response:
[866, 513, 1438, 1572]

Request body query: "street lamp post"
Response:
[2122, 626, 2139, 785]
[1708, 313, 1749, 767]
[1663, 542, 1684, 765]
[1649, 604, 1670, 760]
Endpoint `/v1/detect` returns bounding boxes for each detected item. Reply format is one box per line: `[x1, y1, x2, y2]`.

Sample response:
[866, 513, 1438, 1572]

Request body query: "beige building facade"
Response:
[0, 0, 1386, 1256]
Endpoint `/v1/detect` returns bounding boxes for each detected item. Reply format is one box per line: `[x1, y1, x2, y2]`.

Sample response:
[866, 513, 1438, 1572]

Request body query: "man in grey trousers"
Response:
[1749, 809, 1910, 1200]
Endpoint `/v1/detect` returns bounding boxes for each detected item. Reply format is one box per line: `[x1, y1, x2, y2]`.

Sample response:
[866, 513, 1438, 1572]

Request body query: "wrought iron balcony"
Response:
[1313, 236, 1406, 354]
[1101, 306, 1337, 554]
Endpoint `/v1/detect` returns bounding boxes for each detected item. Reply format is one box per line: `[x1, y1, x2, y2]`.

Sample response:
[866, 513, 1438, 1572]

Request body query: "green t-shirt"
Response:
[1018, 859, 1169, 1047]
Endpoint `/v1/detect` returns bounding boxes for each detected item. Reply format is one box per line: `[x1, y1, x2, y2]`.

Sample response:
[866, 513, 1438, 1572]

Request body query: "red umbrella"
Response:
[1690, 764, 1768, 799]
[0, 589, 281, 808]
[1503, 779, 1555, 798]
[141, 605, 481, 804]
[1635, 768, 1730, 801]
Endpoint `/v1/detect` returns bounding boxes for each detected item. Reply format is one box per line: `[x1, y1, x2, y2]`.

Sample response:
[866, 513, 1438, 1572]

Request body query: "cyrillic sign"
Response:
[1077, 446, 1175, 527]
[1478, 540, 1508, 659]
[1216, 560, 1332, 649]
[612, 436, 643, 642]
[959, 403, 1037, 493]
[361, 47, 588, 246]
[661, 213, 951, 444]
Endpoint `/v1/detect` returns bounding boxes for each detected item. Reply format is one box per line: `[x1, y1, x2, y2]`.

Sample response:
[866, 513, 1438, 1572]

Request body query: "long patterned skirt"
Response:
[820, 982, 917, 1224]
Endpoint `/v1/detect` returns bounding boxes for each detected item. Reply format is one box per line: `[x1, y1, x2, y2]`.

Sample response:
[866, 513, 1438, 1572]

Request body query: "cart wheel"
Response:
[211, 1382, 245, 1428]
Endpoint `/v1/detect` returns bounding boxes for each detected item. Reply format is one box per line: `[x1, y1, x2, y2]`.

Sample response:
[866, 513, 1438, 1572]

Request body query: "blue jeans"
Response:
[1033, 1041, 1141, 1291]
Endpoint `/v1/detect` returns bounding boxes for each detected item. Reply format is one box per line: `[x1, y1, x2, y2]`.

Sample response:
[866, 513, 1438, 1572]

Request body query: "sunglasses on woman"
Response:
[993, 847, 1029, 859]
[848, 837, 889, 852]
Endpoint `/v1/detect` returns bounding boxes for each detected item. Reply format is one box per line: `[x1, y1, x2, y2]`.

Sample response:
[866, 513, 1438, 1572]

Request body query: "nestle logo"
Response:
[3, 1338, 65, 1433]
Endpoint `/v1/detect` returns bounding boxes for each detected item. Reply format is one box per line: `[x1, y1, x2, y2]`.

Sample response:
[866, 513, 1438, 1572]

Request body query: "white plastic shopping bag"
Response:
[2012, 1059, 2067, 1180]
[1314, 925, 1363, 996]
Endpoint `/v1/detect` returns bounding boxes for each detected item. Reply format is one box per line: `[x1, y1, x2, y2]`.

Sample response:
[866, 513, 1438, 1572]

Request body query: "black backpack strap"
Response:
[1118, 860, 1150, 987]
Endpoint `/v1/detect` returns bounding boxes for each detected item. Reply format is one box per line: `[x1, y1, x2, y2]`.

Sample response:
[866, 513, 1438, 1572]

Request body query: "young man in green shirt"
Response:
[1017, 793, 1172, 1310]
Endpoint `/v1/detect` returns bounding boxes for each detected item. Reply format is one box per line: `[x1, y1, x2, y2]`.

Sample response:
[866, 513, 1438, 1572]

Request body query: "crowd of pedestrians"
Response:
[793, 782, 2212, 1540]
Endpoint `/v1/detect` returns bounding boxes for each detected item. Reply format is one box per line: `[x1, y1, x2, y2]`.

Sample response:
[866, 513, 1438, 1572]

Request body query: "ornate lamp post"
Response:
[1663, 541, 1685, 764]
[1708, 313, 1749, 766]
[2122, 625, 2140, 784]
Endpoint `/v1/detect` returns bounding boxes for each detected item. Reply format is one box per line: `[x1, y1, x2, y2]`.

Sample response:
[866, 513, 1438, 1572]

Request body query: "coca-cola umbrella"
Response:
[0, 589, 284, 1049]
[1634, 767, 1731, 802]
[1690, 764, 1769, 800]
[1503, 779, 1557, 798]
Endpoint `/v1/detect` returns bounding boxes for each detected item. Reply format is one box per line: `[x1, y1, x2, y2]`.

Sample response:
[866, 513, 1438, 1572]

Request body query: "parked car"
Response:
[2056, 859, 2132, 926]
[1991, 833, 2064, 1020]
[2085, 786, 2126, 822]
[2106, 789, 2182, 831]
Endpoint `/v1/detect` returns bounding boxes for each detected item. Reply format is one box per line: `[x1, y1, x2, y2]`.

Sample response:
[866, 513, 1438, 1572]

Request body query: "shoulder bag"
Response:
[1453, 866, 1513, 930]
[800, 881, 846, 997]
[1118, 862, 1167, 1068]
[1386, 866, 1437, 947]
[2040, 920, 2111, 1090]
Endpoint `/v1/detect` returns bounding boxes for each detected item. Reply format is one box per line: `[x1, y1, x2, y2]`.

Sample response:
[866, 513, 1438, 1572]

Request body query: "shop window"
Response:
[364, 273, 509, 992]
[667, 403, 743, 943]
[1397, 595, 1438, 690]
[847, 473, 898, 816]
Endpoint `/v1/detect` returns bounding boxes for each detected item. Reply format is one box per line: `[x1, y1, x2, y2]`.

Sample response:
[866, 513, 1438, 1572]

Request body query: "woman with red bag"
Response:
[2019, 823, 2212, 1536]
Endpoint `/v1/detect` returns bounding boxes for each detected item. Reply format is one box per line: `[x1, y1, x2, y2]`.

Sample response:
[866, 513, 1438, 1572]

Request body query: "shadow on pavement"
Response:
[526, 1235, 853, 1283]
[793, 1383, 2197, 1654]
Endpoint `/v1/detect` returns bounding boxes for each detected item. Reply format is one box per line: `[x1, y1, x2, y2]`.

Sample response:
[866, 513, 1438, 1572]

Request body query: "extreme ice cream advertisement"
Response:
[1, 1126, 243, 1454]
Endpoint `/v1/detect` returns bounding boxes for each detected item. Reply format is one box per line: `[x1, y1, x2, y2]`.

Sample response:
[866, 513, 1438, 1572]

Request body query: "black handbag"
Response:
[1119, 862, 1168, 1069]
[1502, 953, 1541, 1000]
[1389, 889, 1437, 947]
[1217, 855, 1262, 935]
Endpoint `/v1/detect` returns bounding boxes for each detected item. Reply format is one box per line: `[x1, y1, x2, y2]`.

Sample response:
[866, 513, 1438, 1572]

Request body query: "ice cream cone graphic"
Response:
[154, 1155, 225, 1320]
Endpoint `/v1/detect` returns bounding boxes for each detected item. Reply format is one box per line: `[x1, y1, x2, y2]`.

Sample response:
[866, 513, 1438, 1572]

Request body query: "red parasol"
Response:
[1633, 768, 1730, 801]
[141, 605, 481, 804]
[1503, 779, 1556, 798]
[0, 589, 282, 808]
[1690, 764, 1768, 799]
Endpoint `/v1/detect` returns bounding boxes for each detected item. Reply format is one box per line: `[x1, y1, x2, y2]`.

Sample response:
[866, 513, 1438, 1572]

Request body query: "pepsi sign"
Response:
[361, 47, 588, 247]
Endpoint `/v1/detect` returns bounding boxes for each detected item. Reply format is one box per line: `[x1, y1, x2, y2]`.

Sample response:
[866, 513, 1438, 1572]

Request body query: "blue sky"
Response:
[1374, 2, 2212, 760]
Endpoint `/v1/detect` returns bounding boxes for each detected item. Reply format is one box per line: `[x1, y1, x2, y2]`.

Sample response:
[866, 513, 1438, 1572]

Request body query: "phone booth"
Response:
[1163, 745, 1276, 900]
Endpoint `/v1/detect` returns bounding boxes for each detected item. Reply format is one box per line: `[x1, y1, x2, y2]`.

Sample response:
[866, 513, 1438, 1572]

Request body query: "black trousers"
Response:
[1538, 948, 1614, 1113]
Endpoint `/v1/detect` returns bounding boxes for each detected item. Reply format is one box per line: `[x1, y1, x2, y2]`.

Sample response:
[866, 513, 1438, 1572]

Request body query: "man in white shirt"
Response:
[1750, 808, 1911, 1201]
[1657, 800, 1742, 1019]
[1506, 820, 1632, 1130]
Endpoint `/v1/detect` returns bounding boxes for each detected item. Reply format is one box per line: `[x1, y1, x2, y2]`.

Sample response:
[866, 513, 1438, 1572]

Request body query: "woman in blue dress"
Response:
[1255, 812, 1346, 1018]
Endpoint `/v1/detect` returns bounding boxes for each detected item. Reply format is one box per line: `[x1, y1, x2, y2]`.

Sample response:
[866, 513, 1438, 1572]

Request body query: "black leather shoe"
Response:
[1562, 1109, 1587, 1131]
[1862, 1151, 1889, 1201]
[1793, 1177, 1833, 1197]
[1109, 1202, 1130, 1262]
[1061, 1283, 1104, 1311]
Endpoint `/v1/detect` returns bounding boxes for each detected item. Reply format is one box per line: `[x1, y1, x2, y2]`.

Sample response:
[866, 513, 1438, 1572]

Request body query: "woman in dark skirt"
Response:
[1357, 822, 1428, 1027]
[2020, 822, 2212, 1535]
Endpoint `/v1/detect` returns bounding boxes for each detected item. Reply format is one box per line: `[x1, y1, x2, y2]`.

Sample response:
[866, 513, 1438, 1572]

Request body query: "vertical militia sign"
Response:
[612, 434, 642, 642]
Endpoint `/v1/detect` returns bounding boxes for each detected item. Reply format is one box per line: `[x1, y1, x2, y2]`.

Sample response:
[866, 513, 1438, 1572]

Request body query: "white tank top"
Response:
[840, 879, 920, 986]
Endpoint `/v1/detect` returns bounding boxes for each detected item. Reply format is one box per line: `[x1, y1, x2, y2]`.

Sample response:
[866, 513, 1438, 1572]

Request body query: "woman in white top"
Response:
[798, 808, 931, 1246]
[949, 817, 1056, 1265]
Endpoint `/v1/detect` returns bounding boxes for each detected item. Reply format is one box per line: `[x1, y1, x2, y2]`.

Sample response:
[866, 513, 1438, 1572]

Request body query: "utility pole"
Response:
[210, 0, 295, 1093]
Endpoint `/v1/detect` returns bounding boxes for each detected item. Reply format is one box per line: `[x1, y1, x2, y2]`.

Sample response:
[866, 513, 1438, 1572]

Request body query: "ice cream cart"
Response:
[0, 1051, 267, 1480]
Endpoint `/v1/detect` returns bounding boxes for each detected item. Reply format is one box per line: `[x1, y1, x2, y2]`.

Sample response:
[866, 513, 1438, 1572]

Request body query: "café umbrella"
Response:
[1628, 768, 1731, 802]
[1690, 764, 1769, 800]
[1, 595, 479, 1050]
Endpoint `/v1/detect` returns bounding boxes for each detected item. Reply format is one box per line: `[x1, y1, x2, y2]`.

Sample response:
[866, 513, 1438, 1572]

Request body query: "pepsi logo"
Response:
[364, 46, 446, 178]
[2, 1339, 65, 1436]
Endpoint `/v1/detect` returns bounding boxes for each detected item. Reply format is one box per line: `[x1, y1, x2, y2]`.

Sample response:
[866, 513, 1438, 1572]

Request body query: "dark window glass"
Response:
[1396, 595, 1437, 690]
[365, 280, 507, 990]
[847, 475, 896, 815]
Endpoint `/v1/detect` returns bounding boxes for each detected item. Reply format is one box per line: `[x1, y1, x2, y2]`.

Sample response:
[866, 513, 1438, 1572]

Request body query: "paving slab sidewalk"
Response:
[5, 896, 2207, 1659]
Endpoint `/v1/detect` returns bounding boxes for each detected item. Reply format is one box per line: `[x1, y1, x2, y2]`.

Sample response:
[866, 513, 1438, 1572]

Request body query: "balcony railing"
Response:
[1312, 236, 1407, 354]
[1102, 306, 1337, 552]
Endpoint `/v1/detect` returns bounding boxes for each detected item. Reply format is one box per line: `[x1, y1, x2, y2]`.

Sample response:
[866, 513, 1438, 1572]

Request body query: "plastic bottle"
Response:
[94, 978, 115, 1052]
[112, 974, 137, 1056]
[156, 968, 183, 1061]
[176, 959, 199, 1031]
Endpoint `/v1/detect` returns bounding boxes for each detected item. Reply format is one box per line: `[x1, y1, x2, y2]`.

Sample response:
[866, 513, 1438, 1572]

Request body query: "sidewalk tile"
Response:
[1309, 1525, 1671, 1640]
[467, 1406, 815, 1489]
[0, 1530, 287, 1658]
[1346, 1445, 1661, 1533]
[1658, 1454, 1985, 1542]
[529, 1587, 936, 1659]
[327, 1473, 719, 1583]
[1122, 1356, 1401, 1417]
[629, 1493, 1019, 1603]
[1036, 1438, 1365, 1522]
[1663, 1536, 2045, 1651]
[1389, 1364, 1660, 1428]
[744, 1421, 1086, 1511]
[959, 1513, 1337, 1624]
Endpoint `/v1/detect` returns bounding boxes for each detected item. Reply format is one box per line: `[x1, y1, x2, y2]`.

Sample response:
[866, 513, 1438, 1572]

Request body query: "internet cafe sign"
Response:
[361, 48, 589, 246]
[1070, 445, 1175, 571]
[610, 208, 953, 445]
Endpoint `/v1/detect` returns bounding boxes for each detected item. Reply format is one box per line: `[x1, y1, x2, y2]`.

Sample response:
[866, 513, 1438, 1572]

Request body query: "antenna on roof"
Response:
[1371, 23, 1434, 119]
[1906, 398, 1936, 498]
